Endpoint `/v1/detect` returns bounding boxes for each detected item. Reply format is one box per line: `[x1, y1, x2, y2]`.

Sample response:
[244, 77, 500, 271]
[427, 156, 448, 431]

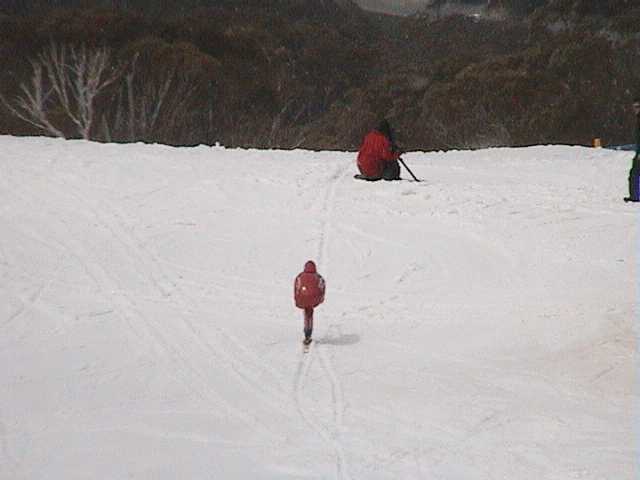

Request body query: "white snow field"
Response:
[0, 135, 637, 479]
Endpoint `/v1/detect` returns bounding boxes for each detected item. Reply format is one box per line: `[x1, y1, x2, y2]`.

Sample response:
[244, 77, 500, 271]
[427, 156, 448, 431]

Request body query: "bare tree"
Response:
[0, 61, 65, 137]
[105, 57, 200, 143]
[262, 48, 316, 148]
[0, 43, 121, 139]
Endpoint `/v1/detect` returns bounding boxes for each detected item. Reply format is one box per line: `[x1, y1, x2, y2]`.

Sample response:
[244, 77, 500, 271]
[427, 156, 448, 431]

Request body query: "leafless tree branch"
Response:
[3, 43, 121, 140]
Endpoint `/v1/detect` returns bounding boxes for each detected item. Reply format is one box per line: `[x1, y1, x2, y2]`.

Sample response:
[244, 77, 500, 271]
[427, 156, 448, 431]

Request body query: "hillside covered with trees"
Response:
[0, 0, 639, 150]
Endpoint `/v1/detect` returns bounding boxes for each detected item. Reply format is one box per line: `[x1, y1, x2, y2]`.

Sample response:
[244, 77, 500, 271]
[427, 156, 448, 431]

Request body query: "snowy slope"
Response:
[0, 136, 637, 479]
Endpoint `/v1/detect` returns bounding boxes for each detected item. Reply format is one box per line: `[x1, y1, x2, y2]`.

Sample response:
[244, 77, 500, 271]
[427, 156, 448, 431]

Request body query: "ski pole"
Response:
[399, 157, 421, 182]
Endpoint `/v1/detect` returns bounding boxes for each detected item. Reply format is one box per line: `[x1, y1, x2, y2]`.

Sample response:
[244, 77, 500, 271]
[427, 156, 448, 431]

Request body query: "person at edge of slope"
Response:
[294, 260, 325, 346]
[356, 118, 402, 181]
[624, 97, 640, 203]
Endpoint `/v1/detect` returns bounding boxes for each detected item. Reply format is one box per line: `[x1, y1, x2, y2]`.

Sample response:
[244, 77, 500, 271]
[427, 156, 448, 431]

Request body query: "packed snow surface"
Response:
[0, 136, 637, 479]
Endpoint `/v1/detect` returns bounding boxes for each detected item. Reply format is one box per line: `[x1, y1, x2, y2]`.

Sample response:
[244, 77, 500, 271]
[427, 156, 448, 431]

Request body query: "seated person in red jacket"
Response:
[294, 260, 325, 345]
[357, 119, 401, 181]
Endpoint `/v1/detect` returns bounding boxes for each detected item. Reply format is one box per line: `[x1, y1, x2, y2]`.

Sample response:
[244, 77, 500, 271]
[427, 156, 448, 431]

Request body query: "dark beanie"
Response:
[376, 119, 391, 138]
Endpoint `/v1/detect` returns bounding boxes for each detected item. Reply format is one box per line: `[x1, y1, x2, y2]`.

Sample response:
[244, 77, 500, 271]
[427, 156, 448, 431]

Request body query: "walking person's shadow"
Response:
[316, 324, 360, 346]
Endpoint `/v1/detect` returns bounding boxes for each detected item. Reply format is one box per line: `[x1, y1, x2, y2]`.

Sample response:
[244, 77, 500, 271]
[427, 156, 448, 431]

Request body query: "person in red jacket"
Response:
[356, 119, 401, 181]
[294, 260, 325, 345]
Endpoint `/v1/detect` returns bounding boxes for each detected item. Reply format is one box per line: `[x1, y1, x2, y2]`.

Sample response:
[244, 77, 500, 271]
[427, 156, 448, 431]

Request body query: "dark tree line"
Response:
[0, 0, 638, 150]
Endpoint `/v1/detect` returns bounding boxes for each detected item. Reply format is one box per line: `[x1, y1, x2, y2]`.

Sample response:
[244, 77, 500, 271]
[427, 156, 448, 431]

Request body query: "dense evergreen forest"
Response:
[0, 0, 638, 150]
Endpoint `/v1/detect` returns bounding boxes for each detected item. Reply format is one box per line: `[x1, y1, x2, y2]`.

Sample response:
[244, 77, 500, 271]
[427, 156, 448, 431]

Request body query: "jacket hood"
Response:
[304, 260, 317, 273]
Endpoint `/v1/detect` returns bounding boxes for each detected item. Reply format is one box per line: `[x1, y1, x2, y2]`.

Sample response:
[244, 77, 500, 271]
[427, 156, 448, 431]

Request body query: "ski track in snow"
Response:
[293, 161, 353, 480]
[25, 150, 357, 473]
[2, 269, 56, 329]
[49, 172, 301, 439]
[37, 153, 354, 460]
[1, 139, 636, 479]
[7, 166, 286, 441]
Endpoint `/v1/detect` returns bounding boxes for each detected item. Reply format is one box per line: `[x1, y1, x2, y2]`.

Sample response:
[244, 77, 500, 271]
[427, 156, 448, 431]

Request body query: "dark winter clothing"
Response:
[381, 160, 401, 180]
[627, 162, 639, 202]
[355, 161, 401, 181]
[304, 308, 313, 341]
[626, 105, 640, 202]
[357, 121, 401, 180]
[294, 261, 325, 342]
[376, 119, 393, 143]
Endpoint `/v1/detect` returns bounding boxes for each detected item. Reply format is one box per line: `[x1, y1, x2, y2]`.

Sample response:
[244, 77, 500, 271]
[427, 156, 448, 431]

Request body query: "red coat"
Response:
[294, 261, 325, 309]
[357, 130, 399, 178]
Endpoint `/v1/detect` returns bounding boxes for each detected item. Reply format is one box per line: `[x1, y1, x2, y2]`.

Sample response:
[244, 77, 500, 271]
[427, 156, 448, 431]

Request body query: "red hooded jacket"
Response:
[294, 261, 325, 309]
[357, 130, 400, 178]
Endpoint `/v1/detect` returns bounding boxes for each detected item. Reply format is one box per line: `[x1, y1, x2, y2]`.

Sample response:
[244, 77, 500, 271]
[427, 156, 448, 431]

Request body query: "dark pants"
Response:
[382, 161, 401, 181]
[629, 168, 639, 201]
[359, 161, 401, 181]
[304, 308, 313, 339]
